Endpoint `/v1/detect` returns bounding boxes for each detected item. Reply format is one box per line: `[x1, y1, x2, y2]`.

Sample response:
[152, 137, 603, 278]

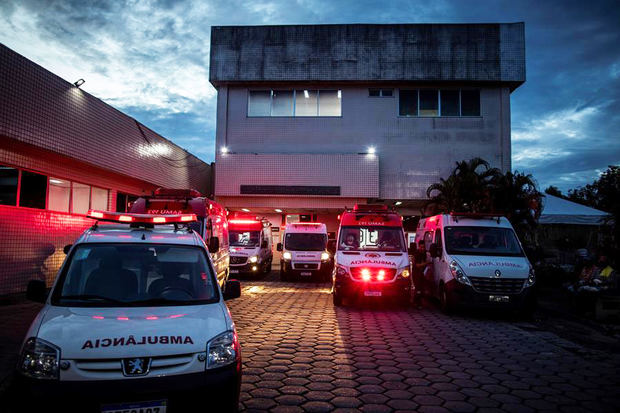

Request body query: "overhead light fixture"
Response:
[73, 79, 85, 88]
[337, 90, 341, 99]
[367, 146, 376, 155]
[303, 90, 309, 99]
[275, 209, 282, 213]
[241, 208, 250, 212]
[394, 201, 402, 206]
[50, 179, 64, 184]
[221, 146, 228, 154]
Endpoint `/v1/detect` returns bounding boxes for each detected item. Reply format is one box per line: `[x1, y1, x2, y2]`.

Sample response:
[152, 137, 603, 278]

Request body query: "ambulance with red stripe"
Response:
[130, 188, 230, 288]
[228, 214, 273, 276]
[332, 205, 412, 306]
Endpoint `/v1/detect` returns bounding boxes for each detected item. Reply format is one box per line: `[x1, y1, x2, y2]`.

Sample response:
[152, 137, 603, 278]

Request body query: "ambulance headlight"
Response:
[400, 268, 410, 278]
[525, 267, 536, 287]
[19, 338, 60, 380]
[321, 252, 330, 261]
[282, 252, 292, 260]
[249, 256, 258, 263]
[336, 265, 348, 277]
[206, 331, 239, 369]
[449, 261, 472, 287]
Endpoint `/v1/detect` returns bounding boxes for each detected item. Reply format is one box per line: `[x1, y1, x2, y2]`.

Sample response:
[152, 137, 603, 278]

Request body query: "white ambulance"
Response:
[332, 205, 412, 306]
[415, 213, 536, 313]
[277, 223, 330, 281]
[228, 214, 273, 276]
[14, 211, 242, 412]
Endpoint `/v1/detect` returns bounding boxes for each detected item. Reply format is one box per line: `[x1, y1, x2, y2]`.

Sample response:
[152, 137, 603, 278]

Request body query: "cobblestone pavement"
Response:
[229, 274, 620, 412]
[2, 275, 620, 412]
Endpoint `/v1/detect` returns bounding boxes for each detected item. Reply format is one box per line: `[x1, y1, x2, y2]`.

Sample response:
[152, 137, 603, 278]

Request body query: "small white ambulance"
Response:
[277, 223, 330, 281]
[228, 214, 273, 276]
[332, 205, 412, 306]
[415, 213, 536, 313]
[14, 211, 242, 412]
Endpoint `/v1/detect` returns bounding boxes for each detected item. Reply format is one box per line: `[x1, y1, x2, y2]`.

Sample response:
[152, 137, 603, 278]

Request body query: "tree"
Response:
[544, 185, 564, 198]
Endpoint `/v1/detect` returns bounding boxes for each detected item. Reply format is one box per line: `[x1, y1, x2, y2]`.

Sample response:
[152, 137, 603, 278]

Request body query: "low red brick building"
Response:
[0, 44, 213, 295]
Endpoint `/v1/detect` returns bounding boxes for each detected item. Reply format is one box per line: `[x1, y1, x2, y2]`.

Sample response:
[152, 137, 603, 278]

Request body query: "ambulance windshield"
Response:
[285, 233, 327, 251]
[229, 231, 261, 247]
[338, 227, 406, 252]
[444, 226, 524, 257]
[52, 244, 218, 307]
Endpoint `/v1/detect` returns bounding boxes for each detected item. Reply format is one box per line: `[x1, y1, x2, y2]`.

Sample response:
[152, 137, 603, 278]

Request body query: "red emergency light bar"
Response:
[154, 188, 203, 199]
[292, 222, 323, 226]
[449, 212, 504, 223]
[229, 219, 261, 225]
[87, 210, 197, 224]
[353, 204, 389, 212]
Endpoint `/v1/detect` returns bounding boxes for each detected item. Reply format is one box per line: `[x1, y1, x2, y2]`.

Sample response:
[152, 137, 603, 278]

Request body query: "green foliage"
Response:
[544, 185, 564, 198]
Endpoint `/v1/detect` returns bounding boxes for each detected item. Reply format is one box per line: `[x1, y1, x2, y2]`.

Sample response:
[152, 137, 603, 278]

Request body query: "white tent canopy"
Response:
[540, 195, 610, 225]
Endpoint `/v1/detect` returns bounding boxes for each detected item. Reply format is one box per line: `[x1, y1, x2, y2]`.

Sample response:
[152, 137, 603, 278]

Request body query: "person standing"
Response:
[412, 240, 428, 309]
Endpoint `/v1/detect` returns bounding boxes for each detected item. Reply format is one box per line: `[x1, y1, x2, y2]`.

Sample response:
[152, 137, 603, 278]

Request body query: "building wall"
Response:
[216, 85, 511, 200]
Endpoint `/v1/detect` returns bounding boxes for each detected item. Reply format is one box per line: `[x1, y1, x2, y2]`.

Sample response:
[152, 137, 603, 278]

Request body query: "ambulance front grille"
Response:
[469, 277, 525, 294]
[74, 353, 194, 376]
[230, 256, 247, 265]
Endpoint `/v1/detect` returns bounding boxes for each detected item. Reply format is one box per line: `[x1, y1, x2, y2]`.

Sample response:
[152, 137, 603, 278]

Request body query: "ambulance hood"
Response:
[36, 303, 229, 359]
[452, 255, 530, 279]
[337, 251, 409, 269]
[230, 246, 259, 257]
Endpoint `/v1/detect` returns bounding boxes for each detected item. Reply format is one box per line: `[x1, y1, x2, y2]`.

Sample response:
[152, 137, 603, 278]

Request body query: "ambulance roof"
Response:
[419, 213, 513, 230]
[284, 223, 327, 233]
[340, 206, 403, 228]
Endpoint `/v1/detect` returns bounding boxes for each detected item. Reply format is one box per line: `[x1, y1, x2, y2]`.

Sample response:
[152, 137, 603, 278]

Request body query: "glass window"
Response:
[461, 90, 480, 116]
[52, 244, 218, 306]
[0, 165, 18, 206]
[444, 226, 524, 257]
[285, 233, 327, 251]
[295, 90, 318, 116]
[369, 89, 381, 97]
[229, 231, 261, 247]
[19, 171, 47, 209]
[440, 90, 460, 116]
[91, 187, 108, 211]
[48, 178, 70, 212]
[72, 182, 91, 214]
[248, 91, 271, 116]
[381, 89, 393, 97]
[318, 90, 341, 116]
[271, 90, 294, 116]
[338, 227, 406, 252]
[399, 90, 418, 116]
[419, 90, 438, 116]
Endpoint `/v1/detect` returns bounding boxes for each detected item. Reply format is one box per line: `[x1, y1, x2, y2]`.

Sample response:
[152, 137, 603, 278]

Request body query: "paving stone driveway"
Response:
[229, 275, 620, 412]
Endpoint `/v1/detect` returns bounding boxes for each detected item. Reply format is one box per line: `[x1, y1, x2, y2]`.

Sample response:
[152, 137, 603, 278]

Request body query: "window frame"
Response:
[369, 88, 394, 98]
[398, 88, 482, 118]
[247, 89, 342, 118]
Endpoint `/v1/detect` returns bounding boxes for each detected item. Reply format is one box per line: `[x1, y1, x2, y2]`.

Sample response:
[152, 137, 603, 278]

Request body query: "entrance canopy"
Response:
[540, 195, 609, 225]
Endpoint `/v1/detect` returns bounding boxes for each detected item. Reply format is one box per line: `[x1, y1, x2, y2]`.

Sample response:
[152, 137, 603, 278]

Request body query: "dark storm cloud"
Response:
[1, 0, 618, 192]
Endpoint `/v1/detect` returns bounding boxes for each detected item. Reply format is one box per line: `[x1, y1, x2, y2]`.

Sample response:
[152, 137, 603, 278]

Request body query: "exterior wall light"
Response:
[367, 146, 376, 155]
[275, 209, 283, 213]
[221, 146, 229, 154]
[241, 208, 250, 212]
[394, 201, 402, 206]
[73, 79, 85, 88]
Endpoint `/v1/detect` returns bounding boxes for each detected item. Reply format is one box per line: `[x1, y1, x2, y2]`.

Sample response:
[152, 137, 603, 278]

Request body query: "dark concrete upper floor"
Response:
[210, 23, 525, 90]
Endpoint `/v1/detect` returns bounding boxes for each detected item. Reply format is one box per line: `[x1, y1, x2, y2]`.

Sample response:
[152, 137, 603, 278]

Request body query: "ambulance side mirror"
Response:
[223, 279, 241, 300]
[277, 243, 283, 252]
[63, 244, 72, 254]
[208, 237, 220, 253]
[26, 280, 47, 303]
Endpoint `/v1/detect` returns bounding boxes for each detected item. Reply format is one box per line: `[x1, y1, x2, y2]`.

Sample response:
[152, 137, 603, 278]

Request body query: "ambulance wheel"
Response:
[333, 291, 343, 306]
[439, 284, 453, 314]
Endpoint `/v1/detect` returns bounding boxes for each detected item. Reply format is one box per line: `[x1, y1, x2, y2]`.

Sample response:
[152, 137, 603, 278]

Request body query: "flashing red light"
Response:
[118, 215, 133, 222]
[361, 268, 371, 281]
[92, 316, 104, 320]
[153, 217, 166, 223]
[180, 215, 193, 222]
[428, 216, 438, 223]
[146, 316, 159, 320]
[87, 210, 197, 224]
[377, 269, 386, 281]
[229, 219, 259, 224]
[168, 314, 185, 319]
[89, 211, 104, 219]
[117, 316, 129, 321]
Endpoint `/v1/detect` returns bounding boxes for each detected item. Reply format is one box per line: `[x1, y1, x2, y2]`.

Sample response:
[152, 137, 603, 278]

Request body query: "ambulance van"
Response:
[228, 214, 273, 276]
[416, 213, 536, 313]
[14, 210, 242, 412]
[332, 205, 411, 306]
[277, 223, 330, 281]
[131, 188, 230, 288]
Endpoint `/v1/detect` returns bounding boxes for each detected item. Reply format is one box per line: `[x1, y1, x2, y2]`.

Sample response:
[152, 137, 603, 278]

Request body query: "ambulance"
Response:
[131, 188, 230, 288]
[277, 222, 330, 281]
[415, 213, 536, 313]
[14, 210, 242, 412]
[331, 205, 411, 306]
[228, 214, 273, 276]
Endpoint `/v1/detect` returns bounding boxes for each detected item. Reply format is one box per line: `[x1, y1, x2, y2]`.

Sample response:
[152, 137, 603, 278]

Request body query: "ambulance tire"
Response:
[439, 283, 453, 314]
[333, 291, 343, 306]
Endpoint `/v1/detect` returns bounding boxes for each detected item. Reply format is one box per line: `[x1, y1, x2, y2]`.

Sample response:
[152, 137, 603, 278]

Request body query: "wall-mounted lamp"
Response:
[275, 209, 283, 213]
[73, 79, 85, 88]
[394, 201, 402, 206]
[367, 146, 376, 155]
[221, 146, 229, 154]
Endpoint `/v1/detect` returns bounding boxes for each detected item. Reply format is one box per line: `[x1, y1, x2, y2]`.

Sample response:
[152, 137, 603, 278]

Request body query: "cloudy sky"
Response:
[1, 0, 619, 193]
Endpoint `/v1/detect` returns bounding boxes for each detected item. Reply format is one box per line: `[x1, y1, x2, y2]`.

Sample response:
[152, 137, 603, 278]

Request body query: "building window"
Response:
[248, 89, 342, 117]
[72, 182, 91, 214]
[399, 89, 481, 117]
[116, 192, 138, 212]
[19, 171, 47, 209]
[48, 178, 71, 212]
[0, 165, 18, 206]
[369, 89, 393, 97]
[399, 90, 418, 117]
[440, 90, 460, 116]
[461, 90, 481, 116]
[91, 187, 109, 210]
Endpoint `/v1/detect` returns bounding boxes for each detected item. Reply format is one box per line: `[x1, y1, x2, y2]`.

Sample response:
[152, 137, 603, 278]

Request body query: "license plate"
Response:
[230, 269, 239, 274]
[364, 291, 382, 297]
[102, 400, 167, 413]
[300, 272, 312, 276]
[489, 295, 510, 303]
